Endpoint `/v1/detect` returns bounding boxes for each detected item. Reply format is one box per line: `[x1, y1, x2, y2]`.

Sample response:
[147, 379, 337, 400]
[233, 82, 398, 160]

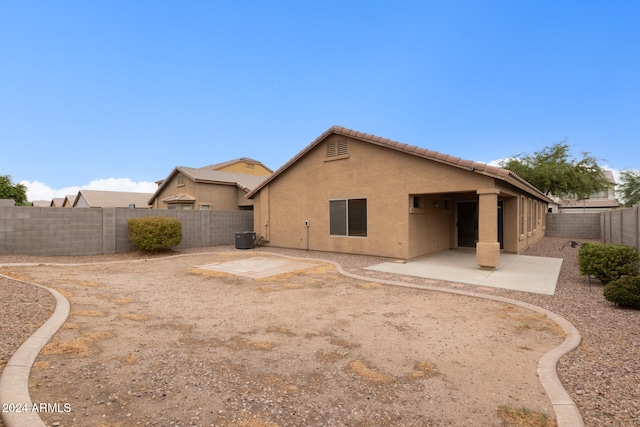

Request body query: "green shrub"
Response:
[578, 243, 639, 285]
[127, 216, 182, 252]
[604, 276, 640, 309]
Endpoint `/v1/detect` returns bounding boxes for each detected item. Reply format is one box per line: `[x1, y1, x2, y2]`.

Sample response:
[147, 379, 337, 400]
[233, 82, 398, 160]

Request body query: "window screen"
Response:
[329, 198, 367, 237]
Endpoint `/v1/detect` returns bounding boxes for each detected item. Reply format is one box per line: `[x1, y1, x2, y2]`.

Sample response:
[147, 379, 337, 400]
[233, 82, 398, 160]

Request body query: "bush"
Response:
[127, 216, 182, 252]
[604, 276, 640, 309]
[578, 243, 640, 284]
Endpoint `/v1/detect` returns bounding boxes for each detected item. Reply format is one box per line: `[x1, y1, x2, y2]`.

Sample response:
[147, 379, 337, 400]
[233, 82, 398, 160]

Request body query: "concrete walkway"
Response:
[365, 250, 563, 295]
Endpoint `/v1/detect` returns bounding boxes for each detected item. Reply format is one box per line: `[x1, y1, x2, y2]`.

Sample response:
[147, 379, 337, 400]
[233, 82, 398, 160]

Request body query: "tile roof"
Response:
[247, 125, 552, 201]
[148, 167, 268, 205]
[200, 157, 273, 173]
[50, 197, 65, 207]
[75, 190, 154, 208]
[177, 167, 266, 192]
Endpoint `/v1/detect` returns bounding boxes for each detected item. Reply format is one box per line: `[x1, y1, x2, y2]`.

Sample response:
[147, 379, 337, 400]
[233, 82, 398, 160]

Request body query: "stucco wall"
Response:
[0, 207, 253, 256]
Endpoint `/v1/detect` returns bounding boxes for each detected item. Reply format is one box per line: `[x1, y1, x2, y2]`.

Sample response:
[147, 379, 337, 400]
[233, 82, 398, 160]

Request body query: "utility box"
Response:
[235, 231, 256, 249]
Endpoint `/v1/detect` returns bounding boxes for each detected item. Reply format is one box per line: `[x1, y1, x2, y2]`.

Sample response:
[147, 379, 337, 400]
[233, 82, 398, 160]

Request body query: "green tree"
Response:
[499, 142, 609, 200]
[618, 169, 640, 207]
[0, 175, 29, 205]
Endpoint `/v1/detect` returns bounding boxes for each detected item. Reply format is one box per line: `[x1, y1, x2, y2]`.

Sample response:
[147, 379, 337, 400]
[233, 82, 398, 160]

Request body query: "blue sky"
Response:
[2, 1, 639, 201]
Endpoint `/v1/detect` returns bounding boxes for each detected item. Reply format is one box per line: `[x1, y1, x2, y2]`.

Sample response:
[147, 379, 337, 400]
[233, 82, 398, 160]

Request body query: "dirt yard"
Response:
[2, 251, 564, 427]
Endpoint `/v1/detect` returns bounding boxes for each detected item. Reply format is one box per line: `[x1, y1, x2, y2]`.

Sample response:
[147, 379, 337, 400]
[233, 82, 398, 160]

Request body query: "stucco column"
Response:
[476, 189, 500, 269]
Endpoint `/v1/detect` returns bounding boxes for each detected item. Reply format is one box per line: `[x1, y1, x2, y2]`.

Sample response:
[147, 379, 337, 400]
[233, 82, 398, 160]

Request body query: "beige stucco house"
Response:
[551, 170, 620, 213]
[247, 126, 552, 268]
[149, 167, 268, 210]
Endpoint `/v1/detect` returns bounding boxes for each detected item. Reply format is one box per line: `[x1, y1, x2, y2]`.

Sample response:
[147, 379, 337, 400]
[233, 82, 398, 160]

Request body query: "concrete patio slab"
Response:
[197, 256, 318, 279]
[365, 250, 563, 295]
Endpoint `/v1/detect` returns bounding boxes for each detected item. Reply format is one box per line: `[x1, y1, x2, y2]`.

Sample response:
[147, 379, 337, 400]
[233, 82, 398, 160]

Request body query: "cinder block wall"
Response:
[545, 212, 601, 239]
[601, 206, 640, 251]
[0, 207, 253, 256]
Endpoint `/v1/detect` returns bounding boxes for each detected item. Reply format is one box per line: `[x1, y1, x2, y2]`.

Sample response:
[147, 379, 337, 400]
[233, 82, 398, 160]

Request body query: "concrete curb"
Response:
[0, 251, 584, 426]
[0, 274, 70, 427]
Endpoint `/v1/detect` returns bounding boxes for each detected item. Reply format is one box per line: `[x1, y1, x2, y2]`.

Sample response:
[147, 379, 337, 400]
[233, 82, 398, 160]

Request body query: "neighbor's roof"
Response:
[74, 190, 154, 208]
[50, 197, 65, 207]
[201, 157, 273, 173]
[149, 167, 268, 205]
[177, 167, 266, 192]
[246, 125, 552, 202]
[559, 199, 620, 209]
[603, 169, 616, 184]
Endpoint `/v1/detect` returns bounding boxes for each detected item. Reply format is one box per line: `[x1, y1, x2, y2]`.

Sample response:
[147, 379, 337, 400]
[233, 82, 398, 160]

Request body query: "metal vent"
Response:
[327, 140, 348, 157]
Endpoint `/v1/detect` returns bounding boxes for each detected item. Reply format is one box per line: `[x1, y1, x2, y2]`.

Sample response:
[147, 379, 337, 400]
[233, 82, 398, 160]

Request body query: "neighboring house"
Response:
[62, 195, 76, 207]
[50, 198, 65, 207]
[31, 200, 50, 207]
[149, 166, 267, 210]
[73, 190, 153, 208]
[550, 170, 620, 213]
[201, 157, 273, 177]
[247, 126, 552, 269]
[0, 199, 15, 207]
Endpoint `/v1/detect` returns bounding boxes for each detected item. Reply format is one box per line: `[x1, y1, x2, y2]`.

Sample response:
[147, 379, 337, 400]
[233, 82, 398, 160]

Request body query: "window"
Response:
[177, 174, 185, 187]
[168, 204, 192, 210]
[412, 196, 423, 209]
[410, 195, 424, 213]
[327, 140, 348, 158]
[200, 204, 211, 210]
[442, 196, 451, 212]
[519, 196, 525, 236]
[329, 198, 367, 237]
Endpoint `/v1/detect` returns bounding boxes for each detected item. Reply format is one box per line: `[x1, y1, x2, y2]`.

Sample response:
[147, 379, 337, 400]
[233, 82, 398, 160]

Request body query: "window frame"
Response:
[329, 198, 368, 238]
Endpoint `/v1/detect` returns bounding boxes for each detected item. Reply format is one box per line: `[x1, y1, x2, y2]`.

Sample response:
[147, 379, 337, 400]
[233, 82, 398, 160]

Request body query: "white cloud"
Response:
[488, 158, 509, 167]
[21, 178, 157, 202]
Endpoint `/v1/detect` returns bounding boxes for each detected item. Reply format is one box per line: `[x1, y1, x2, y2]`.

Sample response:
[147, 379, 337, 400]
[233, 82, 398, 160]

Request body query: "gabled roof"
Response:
[200, 157, 273, 173]
[179, 167, 266, 191]
[149, 166, 268, 205]
[74, 190, 153, 208]
[247, 126, 552, 202]
[50, 197, 65, 207]
[603, 169, 616, 184]
[63, 195, 76, 207]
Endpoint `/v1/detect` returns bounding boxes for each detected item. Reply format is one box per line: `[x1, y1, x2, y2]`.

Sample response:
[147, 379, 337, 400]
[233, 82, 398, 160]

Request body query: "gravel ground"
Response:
[1, 237, 639, 426]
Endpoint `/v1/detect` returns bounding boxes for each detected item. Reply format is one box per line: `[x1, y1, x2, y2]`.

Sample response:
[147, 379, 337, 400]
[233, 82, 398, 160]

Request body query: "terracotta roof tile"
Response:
[200, 157, 273, 173]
